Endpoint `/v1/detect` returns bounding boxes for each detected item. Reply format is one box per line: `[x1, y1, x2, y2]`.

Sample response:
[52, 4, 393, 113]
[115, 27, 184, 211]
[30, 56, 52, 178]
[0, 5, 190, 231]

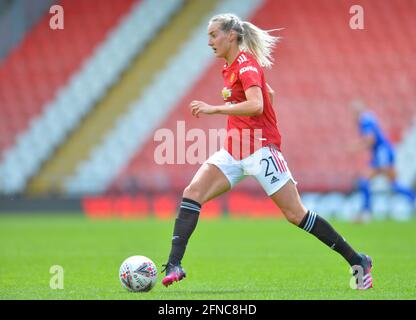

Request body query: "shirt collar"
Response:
[223, 51, 245, 71]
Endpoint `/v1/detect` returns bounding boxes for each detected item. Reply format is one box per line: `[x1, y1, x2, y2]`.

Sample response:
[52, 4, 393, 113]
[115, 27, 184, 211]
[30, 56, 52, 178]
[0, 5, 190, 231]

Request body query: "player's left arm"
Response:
[190, 86, 263, 117]
[359, 134, 375, 149]
[347, 134, 375, 152]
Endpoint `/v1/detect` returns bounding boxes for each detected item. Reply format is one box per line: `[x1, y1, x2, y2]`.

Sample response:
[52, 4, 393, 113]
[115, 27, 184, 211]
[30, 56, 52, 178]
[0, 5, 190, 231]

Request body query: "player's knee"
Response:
[183, 184, 203, 204]
[281, 207, 304, 225]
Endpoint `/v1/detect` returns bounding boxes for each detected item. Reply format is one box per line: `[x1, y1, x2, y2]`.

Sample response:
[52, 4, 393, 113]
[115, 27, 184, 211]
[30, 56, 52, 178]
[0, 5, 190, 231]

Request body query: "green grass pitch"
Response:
[0, 213, 415, 300]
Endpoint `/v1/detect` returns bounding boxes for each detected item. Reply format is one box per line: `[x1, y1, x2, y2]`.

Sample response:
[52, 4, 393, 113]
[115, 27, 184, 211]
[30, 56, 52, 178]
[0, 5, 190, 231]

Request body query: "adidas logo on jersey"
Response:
[271, 176, 279, 184]
[237, 54, 248, 64]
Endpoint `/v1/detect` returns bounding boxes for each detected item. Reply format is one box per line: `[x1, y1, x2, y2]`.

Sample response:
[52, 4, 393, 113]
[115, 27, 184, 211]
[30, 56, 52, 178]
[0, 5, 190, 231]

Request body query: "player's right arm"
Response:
[190, 86, 263, 117]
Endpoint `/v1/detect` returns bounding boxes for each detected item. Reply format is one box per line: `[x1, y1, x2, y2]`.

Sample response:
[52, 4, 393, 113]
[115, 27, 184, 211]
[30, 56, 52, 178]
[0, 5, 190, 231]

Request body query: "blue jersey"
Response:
[359, 112, 395, 168]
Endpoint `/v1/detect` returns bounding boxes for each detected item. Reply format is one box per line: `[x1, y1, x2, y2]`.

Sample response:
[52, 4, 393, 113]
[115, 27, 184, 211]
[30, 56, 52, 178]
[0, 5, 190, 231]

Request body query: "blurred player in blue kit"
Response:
[350, 100, 415, 222]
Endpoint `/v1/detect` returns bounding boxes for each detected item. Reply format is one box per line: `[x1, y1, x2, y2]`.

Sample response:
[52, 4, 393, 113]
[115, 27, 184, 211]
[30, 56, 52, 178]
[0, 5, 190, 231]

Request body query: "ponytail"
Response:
[240, 21, 281, 68]
[209, 13, 281, 68]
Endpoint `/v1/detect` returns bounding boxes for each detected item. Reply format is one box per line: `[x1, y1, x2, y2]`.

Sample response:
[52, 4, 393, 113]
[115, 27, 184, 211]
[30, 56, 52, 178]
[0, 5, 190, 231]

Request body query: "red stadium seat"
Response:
[111, 0, 416, 194]
[0, 0, 139, 155]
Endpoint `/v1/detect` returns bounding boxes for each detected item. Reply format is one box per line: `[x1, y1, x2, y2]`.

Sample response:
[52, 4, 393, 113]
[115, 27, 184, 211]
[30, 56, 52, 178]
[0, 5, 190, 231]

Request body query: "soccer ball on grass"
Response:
[119, 255, 157, 292]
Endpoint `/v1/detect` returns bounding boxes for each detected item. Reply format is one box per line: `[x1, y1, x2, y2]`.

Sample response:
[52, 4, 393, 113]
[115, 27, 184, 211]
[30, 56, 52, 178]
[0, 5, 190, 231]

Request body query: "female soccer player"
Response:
[350, 100, 415, 222]
[162, 14, 373, 290]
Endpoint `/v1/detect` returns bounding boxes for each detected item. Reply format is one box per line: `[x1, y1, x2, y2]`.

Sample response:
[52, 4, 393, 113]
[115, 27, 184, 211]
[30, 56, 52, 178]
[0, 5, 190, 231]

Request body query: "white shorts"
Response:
[205, 146, 297, 196]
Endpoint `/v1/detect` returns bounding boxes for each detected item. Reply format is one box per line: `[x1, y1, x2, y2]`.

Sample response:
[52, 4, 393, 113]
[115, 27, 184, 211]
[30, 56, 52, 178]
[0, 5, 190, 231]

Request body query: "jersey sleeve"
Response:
[238, 62, 262, 91]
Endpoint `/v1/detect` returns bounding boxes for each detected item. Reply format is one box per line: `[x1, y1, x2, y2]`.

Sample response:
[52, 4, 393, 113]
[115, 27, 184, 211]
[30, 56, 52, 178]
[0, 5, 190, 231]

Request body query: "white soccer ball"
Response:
[119, 255, 158, 292]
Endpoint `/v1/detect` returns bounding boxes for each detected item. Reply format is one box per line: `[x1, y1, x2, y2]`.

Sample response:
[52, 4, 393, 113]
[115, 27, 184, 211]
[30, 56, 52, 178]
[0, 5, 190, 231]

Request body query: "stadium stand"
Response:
[64, 0, 263, 195]
[112, 0, 416, 195]
[0, 0, 56, 60]
[26, 0, 185, 195]
[0, 0, 186, 194]
[396, 121, 416, 188]
[0, 0, 137, 155]
[0, 0, 139, 193]
[0, 0, 12, 14]
[0, 0, 414, 221]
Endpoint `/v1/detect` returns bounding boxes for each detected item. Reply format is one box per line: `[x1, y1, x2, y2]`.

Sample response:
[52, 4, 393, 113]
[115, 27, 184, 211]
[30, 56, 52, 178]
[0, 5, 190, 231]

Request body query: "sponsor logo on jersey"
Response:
[222, 87, 232, 100]
[240, 65, 258, 75]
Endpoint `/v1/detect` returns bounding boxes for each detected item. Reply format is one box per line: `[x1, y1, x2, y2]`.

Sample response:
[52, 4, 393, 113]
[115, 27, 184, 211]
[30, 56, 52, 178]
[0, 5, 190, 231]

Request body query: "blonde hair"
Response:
[209, 13, 281, 68]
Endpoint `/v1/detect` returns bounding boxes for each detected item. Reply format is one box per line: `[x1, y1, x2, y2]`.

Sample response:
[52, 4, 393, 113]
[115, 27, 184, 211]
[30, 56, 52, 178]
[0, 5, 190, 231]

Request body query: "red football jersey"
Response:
[221, 51, 281, 159]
